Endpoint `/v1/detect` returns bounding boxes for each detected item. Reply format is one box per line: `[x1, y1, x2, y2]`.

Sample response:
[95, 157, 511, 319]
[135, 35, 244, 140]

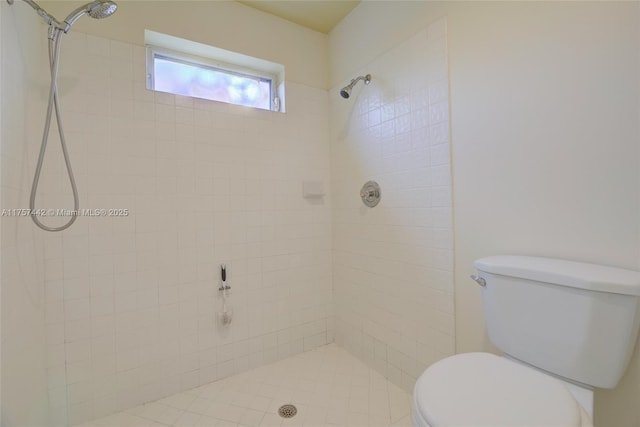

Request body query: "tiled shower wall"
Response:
[330, 19, 454, 393]
[41, 31, 332, 425]
[1, 3, 49, 425]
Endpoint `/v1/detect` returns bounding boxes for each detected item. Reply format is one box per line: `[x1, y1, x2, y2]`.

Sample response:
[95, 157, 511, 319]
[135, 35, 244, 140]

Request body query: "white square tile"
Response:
[239, 409, 264, 427]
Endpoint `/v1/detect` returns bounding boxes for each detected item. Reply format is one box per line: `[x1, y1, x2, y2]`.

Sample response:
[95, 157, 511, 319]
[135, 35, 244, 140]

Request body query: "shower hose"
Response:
[30, 26, 79, 231]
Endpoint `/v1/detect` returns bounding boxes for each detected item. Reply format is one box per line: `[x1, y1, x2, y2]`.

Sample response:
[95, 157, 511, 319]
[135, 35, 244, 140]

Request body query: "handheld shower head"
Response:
[11, 0, 117, 33]
[64, 0, 117, 28]
[340, 74, 371, 99]
[88, 0, 117, 18]
[9, 0, 118, 232]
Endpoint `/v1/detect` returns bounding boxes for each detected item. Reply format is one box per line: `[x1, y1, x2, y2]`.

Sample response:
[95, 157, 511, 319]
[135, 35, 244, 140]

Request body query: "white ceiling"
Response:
[236, 1, 360, 34]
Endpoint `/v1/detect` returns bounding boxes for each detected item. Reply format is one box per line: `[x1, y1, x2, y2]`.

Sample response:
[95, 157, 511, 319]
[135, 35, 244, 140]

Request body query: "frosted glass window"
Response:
[149, 53, 273, 111]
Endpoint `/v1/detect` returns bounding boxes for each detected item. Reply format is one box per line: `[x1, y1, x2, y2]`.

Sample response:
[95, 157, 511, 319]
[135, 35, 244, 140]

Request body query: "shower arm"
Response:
[7, 0, 68, 32]
[349, 75, 371, 88]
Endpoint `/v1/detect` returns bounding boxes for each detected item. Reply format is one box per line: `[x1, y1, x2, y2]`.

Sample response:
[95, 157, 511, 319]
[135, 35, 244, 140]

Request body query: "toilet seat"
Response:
[413, 352, 591, 427]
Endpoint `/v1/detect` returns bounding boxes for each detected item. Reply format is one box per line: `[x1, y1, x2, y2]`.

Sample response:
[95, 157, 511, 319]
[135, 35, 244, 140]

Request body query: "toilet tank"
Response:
[475, 256, 640, 389]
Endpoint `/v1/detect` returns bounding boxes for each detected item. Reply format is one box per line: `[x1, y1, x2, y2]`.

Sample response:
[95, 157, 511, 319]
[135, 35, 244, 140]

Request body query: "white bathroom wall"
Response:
[330, 19, 454, 393]
[330, 2, 640, 426]
[39, 31, 332, 426]
[1, 1, 50, 425]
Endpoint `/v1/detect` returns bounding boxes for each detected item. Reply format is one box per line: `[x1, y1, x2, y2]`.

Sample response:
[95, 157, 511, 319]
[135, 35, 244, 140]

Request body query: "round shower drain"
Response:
[278, 404, 297, 418]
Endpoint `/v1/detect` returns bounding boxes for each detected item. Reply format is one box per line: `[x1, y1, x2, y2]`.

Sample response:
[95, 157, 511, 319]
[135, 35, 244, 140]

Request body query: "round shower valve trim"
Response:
[360, 181, 381, 208]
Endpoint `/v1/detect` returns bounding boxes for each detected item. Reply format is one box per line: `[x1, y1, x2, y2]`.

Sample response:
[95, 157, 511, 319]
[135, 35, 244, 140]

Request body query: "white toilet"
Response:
[413, 255, 640, 427]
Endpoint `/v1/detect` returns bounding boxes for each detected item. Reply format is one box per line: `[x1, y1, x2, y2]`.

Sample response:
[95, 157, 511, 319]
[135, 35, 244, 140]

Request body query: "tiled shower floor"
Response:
[77, 344, 413, 427]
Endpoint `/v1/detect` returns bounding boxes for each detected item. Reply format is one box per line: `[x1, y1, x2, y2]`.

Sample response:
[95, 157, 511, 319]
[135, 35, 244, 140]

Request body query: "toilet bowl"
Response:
[411, 256, 640, 427]
[412, 352, 593, 427]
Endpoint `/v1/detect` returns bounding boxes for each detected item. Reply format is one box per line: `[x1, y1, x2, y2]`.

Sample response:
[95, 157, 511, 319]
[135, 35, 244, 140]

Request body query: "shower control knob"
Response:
[360, 189, 378, 199]
[360, 181, 381, 208]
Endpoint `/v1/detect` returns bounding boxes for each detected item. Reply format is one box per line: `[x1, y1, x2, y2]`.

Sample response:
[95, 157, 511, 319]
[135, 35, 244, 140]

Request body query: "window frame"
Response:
[146, 44, 280, 112]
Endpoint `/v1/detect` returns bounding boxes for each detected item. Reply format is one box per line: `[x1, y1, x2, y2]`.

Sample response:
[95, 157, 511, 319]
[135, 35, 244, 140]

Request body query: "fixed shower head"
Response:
[340, 74, 371, 99]
[64, 0, 117, 28]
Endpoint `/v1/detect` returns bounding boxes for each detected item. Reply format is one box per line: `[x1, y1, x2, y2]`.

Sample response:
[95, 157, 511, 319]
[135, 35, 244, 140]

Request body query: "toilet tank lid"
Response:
[475, 256, 640, 296]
